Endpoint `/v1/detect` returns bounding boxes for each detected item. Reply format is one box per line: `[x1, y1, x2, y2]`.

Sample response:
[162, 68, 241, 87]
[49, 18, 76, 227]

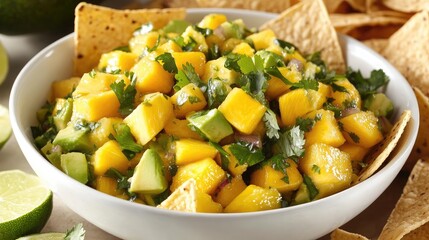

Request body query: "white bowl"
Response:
[10, 8, 419, 240]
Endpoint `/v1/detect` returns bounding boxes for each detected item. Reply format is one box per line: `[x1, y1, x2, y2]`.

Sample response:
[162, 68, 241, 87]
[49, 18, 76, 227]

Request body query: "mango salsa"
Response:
[33, 13, 397, 214]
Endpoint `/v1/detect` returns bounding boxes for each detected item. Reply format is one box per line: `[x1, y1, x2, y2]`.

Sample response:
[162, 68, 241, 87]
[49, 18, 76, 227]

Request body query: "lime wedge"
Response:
[0, 104, 11, 150]
[0, 170, 53, 240]
[0, 41, 8, 85]
[16, 232, 66, 240]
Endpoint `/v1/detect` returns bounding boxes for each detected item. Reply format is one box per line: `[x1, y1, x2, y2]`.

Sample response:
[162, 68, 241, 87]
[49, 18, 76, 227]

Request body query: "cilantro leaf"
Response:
[263, 109, 280, 139]
[295, 114, 321, 132]
[268, 154, 290, 183]
[275, 39, 299, 51]
[173, 36, 197, 52]
[156, 52, 178, 73]
[273, 126, 306, 161]
[110, 80, 136, 116]
[303, 175, 319, 200]
[104, 168, 136, 199]
[266, 66, 318, 91]
[207, 79, 230, 108]
[347, 68, 389, 98]
[64, 223, 86, 240]
[229, 141, 265, 167]
[174, 62, 207, 92]
[209, 141, 230, 170]
[193, 25, 213, 36]
[113, 123, 143, 158]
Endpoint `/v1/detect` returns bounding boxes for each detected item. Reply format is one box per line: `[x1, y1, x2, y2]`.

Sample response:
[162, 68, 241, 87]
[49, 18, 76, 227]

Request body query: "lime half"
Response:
[0, 41, 8, 85]
[0, 170, 53, 240]
[0, 104, 11, 150]
[16, 232, 66, 240]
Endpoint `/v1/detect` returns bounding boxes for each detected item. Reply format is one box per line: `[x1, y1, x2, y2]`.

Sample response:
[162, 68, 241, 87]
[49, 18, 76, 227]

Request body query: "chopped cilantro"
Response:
[104, 168, 136, 199]
[323, 100, 342, 118]
[348, 132, 360, 143]
[89, 69, 97, 78]
[312, 164, 321, 174]
[208, 44, 220, 61]
[193, 25, 213, 36]
[110, 79, 137, 116]
[174, 62, 207, 92]
[207, 79, 230, 108]
[266, 66, 318, 91]
[147, 35, 161, 52]
[295, 114, 321, 132]
[113, 123, 143, 159]
[275, 39, 299, 51]
[113, 45, 130, 52]
[209, 141, 230, 170]
[173, 35, 197, 52]
[273, 126, 306, 162]
[346, 68, 389, 98]
[73, 119, 99, 132]
[263, 109, 280, 139]
[156, 52, 178, 73]
[64, 223, 85, 240]
[188, 96, 201, 104]
[229, 141, 265, 167]
[269, 154, 290, 183]
[303, 175, 319, 200]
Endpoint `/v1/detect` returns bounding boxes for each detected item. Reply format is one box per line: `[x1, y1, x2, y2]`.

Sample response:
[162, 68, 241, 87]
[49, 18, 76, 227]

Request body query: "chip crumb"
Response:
[157, 178, 197, 212]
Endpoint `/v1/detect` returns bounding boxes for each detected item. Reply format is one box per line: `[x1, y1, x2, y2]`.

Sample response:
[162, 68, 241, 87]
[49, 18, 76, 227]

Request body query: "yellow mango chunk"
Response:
[181, 26, 208, 53]
[202, 57, 238, 85]
[224, 185, 281, 213]
[246, 29, 276, 50]
[164, 118, 203, 140]
[196, 191, 223, 213]
[51, 77, 80, 101]
[72, 90, 120, 122]
[175, 139, 218, 165]
[279, 85, 328, 126]
[172, 52, 206, 77]
[214, 176, 247, 208]
[285, 50, 307, 63]
[218, 88, 266, 134]
[304, 109, 345, 147]
[220, 144, 248, 177]
[89, 117, 123, 148]
[98, 50, 138, 73]
[132, 57, 174, 94]
[250, 160, 303, 194]
[92, 140, 130, 176]
[232, 42, 255, 56]
[124, 93, 174, 145]
[171, 83, 207, 118]
[73, 72, 130, 98]
[95, 176, 122, 196]
[338, 111, 383, 148]
[129, 31, 162, 56]
[330, 78, 361, 109]
[156, 40, 182, 54]
[171, 158, 226, 195]
[266, 66, 302, 100]
[299, 143, 353, 199]
[339, 143, 369, 162]
[198, 14, 227, 30]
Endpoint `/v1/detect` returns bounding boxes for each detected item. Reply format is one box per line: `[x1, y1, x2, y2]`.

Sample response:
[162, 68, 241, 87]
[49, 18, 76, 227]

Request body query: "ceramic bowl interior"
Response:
[10, 8, 419, 240]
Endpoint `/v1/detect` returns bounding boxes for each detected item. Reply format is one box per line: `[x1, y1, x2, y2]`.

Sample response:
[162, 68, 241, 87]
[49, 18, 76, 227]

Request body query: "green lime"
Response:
[0, 41, 8, 85]
[16, 232, 66, 240]
[0, 170, 53, 240]
[0, 104, 11, 150]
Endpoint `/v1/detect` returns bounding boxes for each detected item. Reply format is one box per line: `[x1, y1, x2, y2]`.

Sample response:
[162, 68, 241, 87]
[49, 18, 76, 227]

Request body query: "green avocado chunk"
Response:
[129, 149, 168, 195]
[363, 93, 394, 117]
[53, 98, 73, 131]
[188, 108, 234, 143]
[52, 124, 92, 153]
[60, 152, 89, 184]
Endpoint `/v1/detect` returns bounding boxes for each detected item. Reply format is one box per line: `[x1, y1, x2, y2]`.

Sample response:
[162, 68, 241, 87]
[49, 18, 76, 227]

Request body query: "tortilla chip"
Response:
[73, 2, 186, 76]
[363, 38, 388, 54]
[330, 228, 369, 240]
[260, 0, 346, 73]
[403, 222, 429, 240]
[195, 0, 292, 13]
[157, 178, 197, 212]
[378, 159, 429, 240]
[382, 0, 429, 13]
[164, 0, 200, 8]
[322, 0, 345, 13]
[353, 110, 411, 184]
[381, 11, 429, 97]
[404, 87, 429, 171]
[344, 0, 366, 12]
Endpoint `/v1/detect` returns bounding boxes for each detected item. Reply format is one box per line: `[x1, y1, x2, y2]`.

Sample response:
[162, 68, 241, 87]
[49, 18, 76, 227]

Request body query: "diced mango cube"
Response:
[202, 57, 238, 85]
[338, 111, 383, 148]
[214, 176, 247, 208]
[175, 139, 218, 165]
[89, 117, 123, 148]
[330, 78, 361, 109]
[170, 83, 207, 118]
[98, 50, 138, 73]
[196, 191, 223, 213]
[156, 40, 182, 54]
[164, 118, 203, 140]
[95, 176, 122, 196]
[92, 140, 130, 176]
[279, 84, 328, 126]
[339, 143, 369, 162]
[51, 77, 80, 101]
[129, 31, 162, 56]
[181, 26, 208, 53]
[218, 88, 266, 134]
[304, 109, 345, 147]
[220, 144, 248, 177]
[232, 42, 255, 56]
[246, 29, 276, 50]
[266, 66, 302, 100]
[198, 14, 227, 30]
[172, 52, 206, 77]
[124, 93, 174, 145]
[171, 158, 226, 195]
[132, 57, 174, 94]
[224, 185, 281, 213]
[250, 160, 303, 194]
[299, 143, 353, 199]
[73, 72, 130, 98]
[72, 90, 121, 122]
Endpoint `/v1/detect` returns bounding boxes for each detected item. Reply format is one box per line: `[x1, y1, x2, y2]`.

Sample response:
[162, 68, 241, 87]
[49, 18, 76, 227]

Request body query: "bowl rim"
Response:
[9, 8, 420, 219]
